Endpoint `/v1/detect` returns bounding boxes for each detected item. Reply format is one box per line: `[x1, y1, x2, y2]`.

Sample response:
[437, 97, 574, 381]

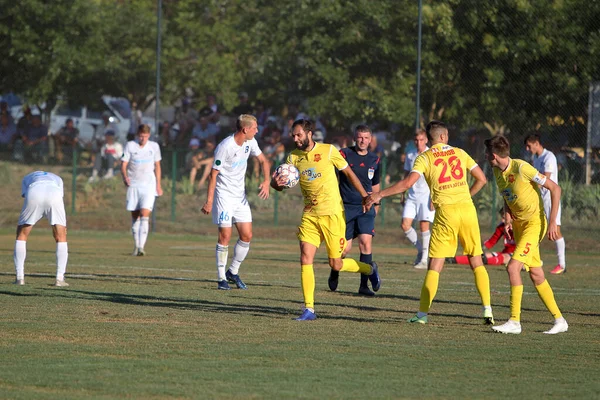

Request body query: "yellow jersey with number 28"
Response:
[412, 143, 477, 208]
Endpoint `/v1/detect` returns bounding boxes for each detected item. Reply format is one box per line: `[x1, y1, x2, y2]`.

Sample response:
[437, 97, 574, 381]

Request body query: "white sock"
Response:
[56, 242, 68, 281]
[556, 237, 566, 268]
[421, 230, 431, 262]
[107, 168, 114, 175]
[139, 217, 149, 249]
[404, 227, 418, 247]
[14, 240, 26, 280]
[216, 244, 228, 281]
[131, 218, 141, 248]
[229, 240, 250, 275]
[91, 169, 98, 178]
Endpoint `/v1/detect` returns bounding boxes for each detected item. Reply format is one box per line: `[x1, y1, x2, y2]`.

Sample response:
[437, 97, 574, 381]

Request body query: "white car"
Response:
[49, 96, 156, 145]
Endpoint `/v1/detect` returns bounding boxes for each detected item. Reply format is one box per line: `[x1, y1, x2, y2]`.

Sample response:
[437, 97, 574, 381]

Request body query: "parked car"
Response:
[49, 96, 156, 146]
[0, 93, 44, 121]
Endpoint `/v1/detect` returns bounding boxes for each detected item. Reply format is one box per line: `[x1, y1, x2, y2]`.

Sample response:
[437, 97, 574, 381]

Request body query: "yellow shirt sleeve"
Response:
[521, 162, 547, 186]
[329, 144, 349, 170]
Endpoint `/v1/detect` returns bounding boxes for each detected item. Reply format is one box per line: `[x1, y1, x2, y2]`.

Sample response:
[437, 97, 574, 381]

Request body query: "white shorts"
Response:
[542, 193, 561, 226]
[212, 195, 252, 227]
[126, 186, 156, 211]
[403, 194, 435, 222]
[18, 184, 67, 226]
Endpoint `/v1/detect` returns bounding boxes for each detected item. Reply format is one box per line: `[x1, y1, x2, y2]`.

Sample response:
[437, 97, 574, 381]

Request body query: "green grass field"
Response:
[1, 226, 599, 399]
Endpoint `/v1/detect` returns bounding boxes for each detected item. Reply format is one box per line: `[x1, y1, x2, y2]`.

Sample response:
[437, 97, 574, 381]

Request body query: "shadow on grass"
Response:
[0, 290, 39, 297]
[41, 288, 297, 318]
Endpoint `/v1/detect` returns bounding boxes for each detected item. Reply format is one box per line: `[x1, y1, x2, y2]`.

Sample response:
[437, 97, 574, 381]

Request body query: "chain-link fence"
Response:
[3, 0, 600, 233]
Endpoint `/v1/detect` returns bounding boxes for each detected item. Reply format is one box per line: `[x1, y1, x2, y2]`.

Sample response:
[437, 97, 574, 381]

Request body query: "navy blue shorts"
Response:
[344, 204, 376, 240]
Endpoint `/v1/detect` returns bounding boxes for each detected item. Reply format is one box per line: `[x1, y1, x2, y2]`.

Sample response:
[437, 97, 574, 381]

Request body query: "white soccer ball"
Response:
[275, 163, 300, 189]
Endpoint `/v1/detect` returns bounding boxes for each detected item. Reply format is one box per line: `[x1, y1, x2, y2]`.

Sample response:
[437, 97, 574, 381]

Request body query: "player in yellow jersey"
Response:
[484, 135, 568, 334]
[270, 119, 381, 321]
[365, 120, 494, 325]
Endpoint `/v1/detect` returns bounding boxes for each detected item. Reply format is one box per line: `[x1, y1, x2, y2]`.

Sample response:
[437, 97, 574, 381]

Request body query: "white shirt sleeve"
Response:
[122, 142, 131, 162]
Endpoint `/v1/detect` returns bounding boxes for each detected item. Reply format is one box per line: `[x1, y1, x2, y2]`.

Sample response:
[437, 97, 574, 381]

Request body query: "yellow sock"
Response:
[473, 266, 491, 307]
[340, 258, 371, 274]
[535, 279, 562, 319]
[419, 270, 440, 313]
[510, 285, 524, 321]
[301, 265, 315, 309]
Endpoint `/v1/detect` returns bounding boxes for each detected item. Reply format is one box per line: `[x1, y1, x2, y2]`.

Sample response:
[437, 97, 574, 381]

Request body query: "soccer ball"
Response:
[275, 163, 300, 189]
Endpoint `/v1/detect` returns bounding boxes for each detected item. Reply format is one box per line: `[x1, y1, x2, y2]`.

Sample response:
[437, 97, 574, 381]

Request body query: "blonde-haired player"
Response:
[484, 135, 568, 334]
[202, 114, 271, 290]
[365, 120, 494, 325]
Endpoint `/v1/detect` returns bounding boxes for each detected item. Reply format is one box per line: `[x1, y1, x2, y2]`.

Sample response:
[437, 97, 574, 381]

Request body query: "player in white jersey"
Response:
[402, 129, 435, 269]
[524, 134, 567, 274]
[201, 114, 271, 290]
[121, 124, 163, 256]
[14, 171, 69, 287]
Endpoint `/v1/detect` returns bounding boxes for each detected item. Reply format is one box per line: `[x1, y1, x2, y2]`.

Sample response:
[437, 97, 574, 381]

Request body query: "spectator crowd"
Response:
[4, 91, 595, 189]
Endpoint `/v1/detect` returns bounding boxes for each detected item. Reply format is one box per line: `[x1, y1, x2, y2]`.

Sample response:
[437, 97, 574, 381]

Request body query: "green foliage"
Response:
[1, 0, 599, 135]
[177, 176, 193, 195]
[561, 178, 600, 220]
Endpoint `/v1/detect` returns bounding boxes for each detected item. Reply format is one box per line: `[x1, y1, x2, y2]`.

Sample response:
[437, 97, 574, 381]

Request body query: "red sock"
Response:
[486, 254, 505, 265]
[454, 255, 469, 264]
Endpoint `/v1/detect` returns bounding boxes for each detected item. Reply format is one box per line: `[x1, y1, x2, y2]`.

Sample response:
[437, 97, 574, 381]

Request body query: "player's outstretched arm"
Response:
[469, 165, 487, 197]
[365, 171, 420, 209]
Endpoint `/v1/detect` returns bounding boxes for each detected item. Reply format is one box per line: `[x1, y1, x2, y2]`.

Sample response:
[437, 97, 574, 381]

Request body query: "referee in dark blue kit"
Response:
[328, 124, 382, 296]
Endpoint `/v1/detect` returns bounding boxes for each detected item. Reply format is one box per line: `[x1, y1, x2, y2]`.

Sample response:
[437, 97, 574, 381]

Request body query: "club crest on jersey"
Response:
[314, 154, 321, 162]
[508, 174, 515, 183]
[368, 167, 375, 180]
[245, 146, 249, 153]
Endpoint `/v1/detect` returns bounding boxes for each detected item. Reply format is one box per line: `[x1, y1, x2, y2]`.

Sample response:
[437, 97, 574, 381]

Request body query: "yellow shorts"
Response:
[511, 218, 547, 271]
[297, 213, 347, 258]
[430, 203, 483, 258]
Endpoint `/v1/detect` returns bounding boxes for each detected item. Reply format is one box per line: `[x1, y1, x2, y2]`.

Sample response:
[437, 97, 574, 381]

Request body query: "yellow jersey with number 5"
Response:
[412, 143, 477, 208]
[493, 158, 546, 222]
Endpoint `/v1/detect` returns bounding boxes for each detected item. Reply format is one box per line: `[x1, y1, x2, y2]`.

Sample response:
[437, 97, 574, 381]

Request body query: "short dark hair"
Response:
[484, 135, 510, 158]
[425, 120, 447, 135]
[354, 124, 371, 135]
[426, 120, 448, 141]
[524, 133, 541, 145]
[291, 118, 314, 134]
